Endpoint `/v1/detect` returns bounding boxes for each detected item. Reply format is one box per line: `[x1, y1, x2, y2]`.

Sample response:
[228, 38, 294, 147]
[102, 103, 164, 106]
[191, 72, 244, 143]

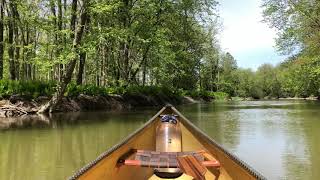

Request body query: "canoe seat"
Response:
[118, 149, 220, 169]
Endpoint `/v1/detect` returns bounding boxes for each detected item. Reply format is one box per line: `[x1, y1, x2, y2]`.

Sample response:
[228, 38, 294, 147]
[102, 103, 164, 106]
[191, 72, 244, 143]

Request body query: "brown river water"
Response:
[0, 100, 319, 180]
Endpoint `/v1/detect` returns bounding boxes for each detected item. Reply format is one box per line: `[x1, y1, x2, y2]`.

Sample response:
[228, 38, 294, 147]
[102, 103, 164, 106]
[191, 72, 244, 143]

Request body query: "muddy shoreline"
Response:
[0, 94, 202, 129]
[0, 93, 201, 115]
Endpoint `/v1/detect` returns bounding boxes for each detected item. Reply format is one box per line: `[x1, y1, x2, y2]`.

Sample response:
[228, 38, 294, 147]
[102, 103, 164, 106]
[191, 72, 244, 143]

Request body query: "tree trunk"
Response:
[63, 0, 67, 46]
[8, 14, 15, 80]
[50, 0, 58, 81]
[76, 51, 86, 85]
[95, 49, 100, 86]
[38, 0, 88, 113]
[120, 0, 131, 84]
[58, 0, 63, 82]
[0, 0, 4, 79]
[70, 0, 77, 39]
[123, 42, 129, 82]
[14, 20, 20, 80]
[130, 45, 150, 83]
[20, 30, 26, 80]
[142, 53, 147, 86]
[26, 30, 33, 80]
[76, 3, 89, 85]
[100, 45, 105, 86]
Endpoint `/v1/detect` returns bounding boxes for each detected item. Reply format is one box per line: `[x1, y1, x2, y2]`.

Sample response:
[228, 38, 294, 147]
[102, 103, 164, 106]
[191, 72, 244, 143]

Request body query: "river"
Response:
[0, 100, 319, 180]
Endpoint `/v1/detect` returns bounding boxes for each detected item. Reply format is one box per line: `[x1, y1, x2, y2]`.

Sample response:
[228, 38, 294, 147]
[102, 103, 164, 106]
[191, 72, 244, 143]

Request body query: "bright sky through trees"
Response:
[219, 0, 286, 70]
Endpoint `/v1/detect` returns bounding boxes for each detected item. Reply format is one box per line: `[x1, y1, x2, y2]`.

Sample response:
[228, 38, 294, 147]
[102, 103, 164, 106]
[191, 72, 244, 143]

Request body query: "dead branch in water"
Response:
[0, 102, 39, 117]
[0, 105, 28, 117]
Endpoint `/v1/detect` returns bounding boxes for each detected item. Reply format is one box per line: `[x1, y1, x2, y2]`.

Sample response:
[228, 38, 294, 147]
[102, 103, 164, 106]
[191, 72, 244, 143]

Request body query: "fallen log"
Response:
[0, 100, 39, 118]
[0, 105, 29, 117]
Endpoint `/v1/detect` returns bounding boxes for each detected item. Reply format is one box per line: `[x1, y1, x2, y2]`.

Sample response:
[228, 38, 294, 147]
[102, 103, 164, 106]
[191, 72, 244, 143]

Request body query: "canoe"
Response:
[69, 105, 265, 180]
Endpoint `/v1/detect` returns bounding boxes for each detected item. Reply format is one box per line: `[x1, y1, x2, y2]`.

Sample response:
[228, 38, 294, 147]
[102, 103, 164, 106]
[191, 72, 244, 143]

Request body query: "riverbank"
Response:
[0, 94, 181, 114]
[0, 92, 214, 117]
[279, 96, 320, 100]
[0, 80, 231, 116]
[231, 96, 320, 101]
[2, 92, 319, 117]
[0, 93, 201, 129]
[1, 94, 318, 129]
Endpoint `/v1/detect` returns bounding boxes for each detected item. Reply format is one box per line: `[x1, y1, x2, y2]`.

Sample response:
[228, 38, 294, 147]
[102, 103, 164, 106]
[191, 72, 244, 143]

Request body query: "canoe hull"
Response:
[69, 106, 265, 180]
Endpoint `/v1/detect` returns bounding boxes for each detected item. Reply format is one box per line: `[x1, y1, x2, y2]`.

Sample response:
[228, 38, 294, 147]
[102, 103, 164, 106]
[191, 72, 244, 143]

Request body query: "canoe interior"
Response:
[71, 106, 263, 180]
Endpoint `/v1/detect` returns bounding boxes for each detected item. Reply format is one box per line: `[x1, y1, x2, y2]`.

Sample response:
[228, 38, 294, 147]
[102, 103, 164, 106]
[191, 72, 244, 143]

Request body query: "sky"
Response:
[218, 0, 286, 70]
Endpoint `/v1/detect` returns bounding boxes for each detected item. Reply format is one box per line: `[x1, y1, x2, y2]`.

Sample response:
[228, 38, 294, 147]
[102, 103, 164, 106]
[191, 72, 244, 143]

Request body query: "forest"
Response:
[0, 0, 319, 112]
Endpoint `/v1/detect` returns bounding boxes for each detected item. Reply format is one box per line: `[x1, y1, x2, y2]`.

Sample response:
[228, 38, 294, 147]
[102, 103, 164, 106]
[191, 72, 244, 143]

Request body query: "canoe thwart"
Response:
[117, 149, 137, 164]
[117, 149, 221, 169]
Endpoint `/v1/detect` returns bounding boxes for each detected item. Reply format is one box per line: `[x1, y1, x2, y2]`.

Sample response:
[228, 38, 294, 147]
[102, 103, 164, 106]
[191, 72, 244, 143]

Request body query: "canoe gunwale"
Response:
[171, 106, 267, 180]
[68, 106, 166, 180]
[69, 105, 267, 180]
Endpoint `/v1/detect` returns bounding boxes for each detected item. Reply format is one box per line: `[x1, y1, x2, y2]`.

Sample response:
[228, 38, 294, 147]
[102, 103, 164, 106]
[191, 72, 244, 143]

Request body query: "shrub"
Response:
[183, 90, 229, 100]
[66, 83, 108, 97]
[0, 80, 56, 98]
[0, 80, 224, 103]
[209, 91, 229, 100]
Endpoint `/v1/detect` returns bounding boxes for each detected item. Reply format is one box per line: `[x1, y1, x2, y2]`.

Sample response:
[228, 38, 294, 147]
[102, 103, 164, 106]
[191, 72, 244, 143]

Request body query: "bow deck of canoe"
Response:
[69, 105, 265, 180]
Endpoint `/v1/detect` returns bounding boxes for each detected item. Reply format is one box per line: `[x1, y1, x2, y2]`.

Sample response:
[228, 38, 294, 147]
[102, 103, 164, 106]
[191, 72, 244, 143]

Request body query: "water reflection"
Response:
[179, 100, 320, 180]
[0, 110, 157, 180]
[178, 103, 241, 151]
[0, 114, 50, 129]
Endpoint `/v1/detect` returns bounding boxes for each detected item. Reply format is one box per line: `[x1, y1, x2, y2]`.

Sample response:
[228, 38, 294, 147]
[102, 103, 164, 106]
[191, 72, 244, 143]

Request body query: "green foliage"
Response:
[214, 52, 238, 96]
[262, 0, 320, 56]
[261, 0, 320, 99]
[66, 83, 109, 97]
[232, 60, 319, 99]
[184, 90, 229, 100]
[121, 86, 182, 101]
[65, 84, 188, 103]
[216, 81, 235, 96]
[1, 0, 318, 103]
[256, 64, 282, 98]
[277, 57, 320, 98]
[184, 90, 208, 99]
[0, 80, 56, 98]
[209, 92, 229, 100]
[0, 0, 227, 101]
[232, 68, 262, 99]
[106, 86, 126, 95]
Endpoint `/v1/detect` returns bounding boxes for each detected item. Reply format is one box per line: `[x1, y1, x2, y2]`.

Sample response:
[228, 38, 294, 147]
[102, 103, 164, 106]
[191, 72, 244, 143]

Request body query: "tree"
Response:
[39, 0, 89, 113]
[262, 0, 320, 98]
[262, 0, 320, 55]
[7, 0, 16, 80]
[0, 0, 4, 79]
[200, 23, 221, 91]
[255, 64, 282, 98]
[0, 0, 231, 110]
[234, 69, 259, 98]
[217, 52, 237, 95]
